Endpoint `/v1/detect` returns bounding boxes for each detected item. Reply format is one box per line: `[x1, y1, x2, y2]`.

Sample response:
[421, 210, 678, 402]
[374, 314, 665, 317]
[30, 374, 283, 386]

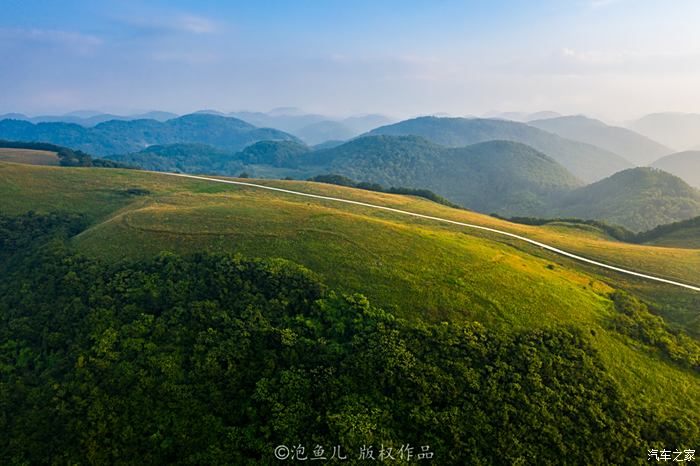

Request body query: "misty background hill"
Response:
[629, 113, 700, 151]
[651, 151, 700, 188]
[528, 115, 672, 166]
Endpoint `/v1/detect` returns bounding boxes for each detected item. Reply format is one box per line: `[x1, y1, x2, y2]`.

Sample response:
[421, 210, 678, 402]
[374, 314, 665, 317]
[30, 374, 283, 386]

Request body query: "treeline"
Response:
[0, 140, 132, 168]
[308, 174, 461, 208]
[494, 215, 638, 242]
[0, 211, 698, 464]
[634, 215, 700, 244]
[494, 214, 700, 245]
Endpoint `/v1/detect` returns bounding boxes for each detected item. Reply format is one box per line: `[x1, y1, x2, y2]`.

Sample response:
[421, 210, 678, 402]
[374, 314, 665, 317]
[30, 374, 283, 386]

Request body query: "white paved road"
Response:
[163, 172, 700, 293]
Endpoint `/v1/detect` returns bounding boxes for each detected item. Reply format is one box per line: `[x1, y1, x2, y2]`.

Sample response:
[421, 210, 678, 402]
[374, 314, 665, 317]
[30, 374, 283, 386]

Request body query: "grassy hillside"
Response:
[529, 115, 672, 166]
[548, 167, 700, 232]
[367, 116, 632, 182]
[0, 113, 299, 156]
[652, 150, 700, 188]
[0, 147, 59, 165]
[2, 161, 700, 431]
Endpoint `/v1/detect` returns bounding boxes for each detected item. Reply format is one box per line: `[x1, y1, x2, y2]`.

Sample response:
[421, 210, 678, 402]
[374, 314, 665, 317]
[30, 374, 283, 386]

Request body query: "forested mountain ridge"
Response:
[367, 116, 632, 182]
[0, 113, 300, 156]
[315, 136, 583, 215]
[547, 167, 700, 232]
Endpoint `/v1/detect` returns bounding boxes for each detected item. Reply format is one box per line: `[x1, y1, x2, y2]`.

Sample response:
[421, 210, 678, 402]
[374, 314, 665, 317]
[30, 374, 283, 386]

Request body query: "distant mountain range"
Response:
[528, 115, 672, 166]
[651, 151, 700, 188]
[367, 116, 632, 182]
[230, 111, 392, 144]
[484, 111, 562, 122]
[1, 108, 393, 145]
[629, 112, 700, 151]
[0, 114, 299, 156]
[0, 111, 179, 127]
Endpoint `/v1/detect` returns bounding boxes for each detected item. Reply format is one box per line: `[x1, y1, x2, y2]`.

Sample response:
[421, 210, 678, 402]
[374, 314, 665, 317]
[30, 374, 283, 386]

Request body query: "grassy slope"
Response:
[0, 148, 59, 165]
[1, 161, 699, 416]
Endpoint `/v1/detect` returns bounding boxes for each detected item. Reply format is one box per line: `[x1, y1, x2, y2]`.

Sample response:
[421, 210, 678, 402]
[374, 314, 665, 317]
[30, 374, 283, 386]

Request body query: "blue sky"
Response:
[2, 0, 700, 120]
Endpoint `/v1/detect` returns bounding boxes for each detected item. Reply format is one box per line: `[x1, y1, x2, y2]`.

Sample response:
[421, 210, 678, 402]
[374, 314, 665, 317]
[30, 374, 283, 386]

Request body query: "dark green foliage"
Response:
[235, 140, 311, 168]
[0, 216, 698, 464]
[107, 140, 312, 174]
[0, 139, 131, 168]
[0, 114, 300, 156]
[368, 116, 632, 182]
[106, 143, 243, 174]
[610, 292, 700, 372]
[0, 211, 86, 257]
[548, 168, 700, 232]
[119, 188, 152, 197]
[307, 173, 357, 187]
[635, 215, 700, 244]
[308, 173, 460, 208]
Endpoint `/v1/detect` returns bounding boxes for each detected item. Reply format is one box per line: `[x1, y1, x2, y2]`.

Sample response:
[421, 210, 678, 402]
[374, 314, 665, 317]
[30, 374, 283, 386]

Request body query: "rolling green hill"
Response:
[652, 151, 700, 188]
[529, 115, 672, 166]
[315, 136, 583, 215]
[548, 167, 700, 232]
[0, 113, 299, 156]
[367, 116, 632, 182]
[2, 161, 700, 461]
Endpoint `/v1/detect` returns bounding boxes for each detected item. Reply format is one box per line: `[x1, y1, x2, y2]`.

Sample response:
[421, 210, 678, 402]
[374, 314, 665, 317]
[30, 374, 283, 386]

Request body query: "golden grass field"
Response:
[0, 148, 59, 165]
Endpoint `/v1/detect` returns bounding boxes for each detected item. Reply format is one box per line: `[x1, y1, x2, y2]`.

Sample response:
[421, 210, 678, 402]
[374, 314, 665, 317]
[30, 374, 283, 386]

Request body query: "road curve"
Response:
[163, 172, 700, 293]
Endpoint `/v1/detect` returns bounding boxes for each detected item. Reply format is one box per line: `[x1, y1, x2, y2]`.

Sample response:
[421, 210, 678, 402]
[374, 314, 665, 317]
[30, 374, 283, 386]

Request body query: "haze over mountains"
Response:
[528, 116, 672, 166]
[630, 113, 700, 151]
[651, 151, 700, 189]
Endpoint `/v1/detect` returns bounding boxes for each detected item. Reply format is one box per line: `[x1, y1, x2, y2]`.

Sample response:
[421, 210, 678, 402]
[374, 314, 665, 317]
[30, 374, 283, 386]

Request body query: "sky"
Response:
[2, 0, 700, 122]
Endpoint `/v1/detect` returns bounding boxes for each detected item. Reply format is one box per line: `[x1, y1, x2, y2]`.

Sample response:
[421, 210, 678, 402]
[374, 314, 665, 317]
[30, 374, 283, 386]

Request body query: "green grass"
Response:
[2, 161, 700, 415]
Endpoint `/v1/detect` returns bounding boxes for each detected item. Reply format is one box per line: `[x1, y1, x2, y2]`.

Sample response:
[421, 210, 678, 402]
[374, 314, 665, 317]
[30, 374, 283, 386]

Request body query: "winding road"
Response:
[164, 172, 700, 293]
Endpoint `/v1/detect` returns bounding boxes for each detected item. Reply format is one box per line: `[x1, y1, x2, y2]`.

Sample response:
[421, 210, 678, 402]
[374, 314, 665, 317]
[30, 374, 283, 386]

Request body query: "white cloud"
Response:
[0, 28, 102, 55]
[120, 13, 220, 35]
